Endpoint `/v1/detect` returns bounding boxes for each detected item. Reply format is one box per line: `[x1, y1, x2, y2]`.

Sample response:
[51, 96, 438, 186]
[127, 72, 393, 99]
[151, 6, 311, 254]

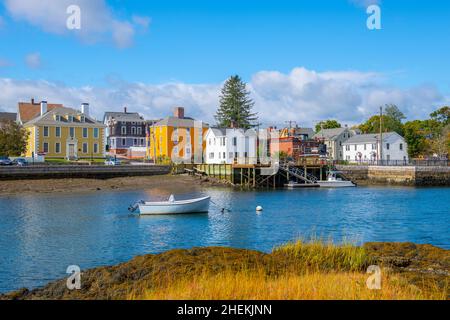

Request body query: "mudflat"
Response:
[0, 174, 219, 196]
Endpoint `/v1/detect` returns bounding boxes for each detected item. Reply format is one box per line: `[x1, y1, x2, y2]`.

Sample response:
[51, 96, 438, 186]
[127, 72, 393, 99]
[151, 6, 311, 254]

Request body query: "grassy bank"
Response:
[130, 241, 447, 300]
[2, 240, 448, 300]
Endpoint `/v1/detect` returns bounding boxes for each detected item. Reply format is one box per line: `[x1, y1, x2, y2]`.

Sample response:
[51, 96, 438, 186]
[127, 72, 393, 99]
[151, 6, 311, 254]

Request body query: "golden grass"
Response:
[129, 240, 447, 300]
[135, 270, 445, 300]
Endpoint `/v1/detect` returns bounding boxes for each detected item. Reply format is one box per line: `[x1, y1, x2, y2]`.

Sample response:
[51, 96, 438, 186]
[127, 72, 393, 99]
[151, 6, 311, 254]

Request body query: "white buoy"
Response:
[256, 206, 263, 212]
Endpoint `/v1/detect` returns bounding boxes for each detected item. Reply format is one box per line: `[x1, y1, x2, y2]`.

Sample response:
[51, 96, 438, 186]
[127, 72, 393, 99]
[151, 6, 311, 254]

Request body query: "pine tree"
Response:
[215, 75, 258, 129]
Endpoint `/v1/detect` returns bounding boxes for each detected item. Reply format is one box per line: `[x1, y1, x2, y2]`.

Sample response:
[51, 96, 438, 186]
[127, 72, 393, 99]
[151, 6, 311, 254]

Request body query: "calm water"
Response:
[0, 186, 449, 293]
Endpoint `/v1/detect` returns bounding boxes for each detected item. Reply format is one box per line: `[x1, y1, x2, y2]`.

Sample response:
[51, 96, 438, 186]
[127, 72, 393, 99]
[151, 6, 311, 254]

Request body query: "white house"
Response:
[342, 132, 409, 163]
[313, 127, 355, 160]
[205, 128, 257, 164]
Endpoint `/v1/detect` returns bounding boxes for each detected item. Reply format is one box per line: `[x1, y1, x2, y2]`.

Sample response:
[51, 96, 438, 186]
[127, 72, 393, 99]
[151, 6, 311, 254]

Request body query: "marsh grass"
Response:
[129, 240, 446, 300]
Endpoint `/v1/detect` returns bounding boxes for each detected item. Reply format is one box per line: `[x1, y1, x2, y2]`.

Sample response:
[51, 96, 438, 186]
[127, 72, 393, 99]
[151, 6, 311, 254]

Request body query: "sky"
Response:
[0, 0, 449, 127]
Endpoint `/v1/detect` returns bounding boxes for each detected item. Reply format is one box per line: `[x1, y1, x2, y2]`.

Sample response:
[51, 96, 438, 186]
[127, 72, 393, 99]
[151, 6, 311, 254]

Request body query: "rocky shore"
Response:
[1, 242, 448, 300]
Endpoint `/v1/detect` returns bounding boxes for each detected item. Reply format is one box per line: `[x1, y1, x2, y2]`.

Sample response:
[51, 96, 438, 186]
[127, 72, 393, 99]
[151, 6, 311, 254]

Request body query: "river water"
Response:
[0, 186, 449, 293]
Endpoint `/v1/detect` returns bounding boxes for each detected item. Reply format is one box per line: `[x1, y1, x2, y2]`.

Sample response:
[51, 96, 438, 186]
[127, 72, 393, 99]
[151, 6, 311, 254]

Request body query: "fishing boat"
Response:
[128, 195, 210, 215]
[317, 171, 356, 188]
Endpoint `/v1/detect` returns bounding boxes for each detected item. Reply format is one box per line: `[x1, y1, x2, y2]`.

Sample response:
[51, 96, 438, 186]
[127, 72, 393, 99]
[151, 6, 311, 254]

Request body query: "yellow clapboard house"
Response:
[19, 100, 106, 160]
[146, 107, 208, 163]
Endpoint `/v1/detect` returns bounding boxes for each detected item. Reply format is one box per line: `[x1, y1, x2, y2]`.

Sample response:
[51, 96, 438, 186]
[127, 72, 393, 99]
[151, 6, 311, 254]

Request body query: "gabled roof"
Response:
[154, 116, 208, 128]
[18, 101, 63, 123]
[103, 111, 144, 122]
[313, 127, 347, 140]
[24, 107, 104, 127]
[0, 112, 17, 122]
[207, 127, 227, 136]
[342, 132, 400, 144]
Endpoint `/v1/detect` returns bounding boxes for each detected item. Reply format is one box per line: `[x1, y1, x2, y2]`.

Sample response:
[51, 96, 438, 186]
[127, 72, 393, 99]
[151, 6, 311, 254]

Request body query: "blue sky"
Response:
[0, 0, 449, 126]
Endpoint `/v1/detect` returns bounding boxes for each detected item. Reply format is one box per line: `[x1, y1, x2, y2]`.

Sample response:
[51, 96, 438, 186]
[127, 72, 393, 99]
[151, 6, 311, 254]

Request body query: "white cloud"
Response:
[25, 52, 41, 69]
[0, 67, 447, 127]
[3, 0, 150, 48]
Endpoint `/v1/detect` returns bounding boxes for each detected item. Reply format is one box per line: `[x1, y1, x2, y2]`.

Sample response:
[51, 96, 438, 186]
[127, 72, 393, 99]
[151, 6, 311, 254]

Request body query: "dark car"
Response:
[0, 156, 13, 166]
[12, 158, 28, 166]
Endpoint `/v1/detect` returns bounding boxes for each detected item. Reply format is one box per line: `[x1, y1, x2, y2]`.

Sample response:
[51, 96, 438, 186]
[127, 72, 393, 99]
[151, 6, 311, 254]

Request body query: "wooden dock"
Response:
[175, 160, 330, 189]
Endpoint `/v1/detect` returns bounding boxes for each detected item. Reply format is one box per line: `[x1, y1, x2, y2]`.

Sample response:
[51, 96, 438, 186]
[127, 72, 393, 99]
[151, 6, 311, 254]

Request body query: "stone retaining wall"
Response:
[335, 165, 450, 186]
[0, 165, 171, 180]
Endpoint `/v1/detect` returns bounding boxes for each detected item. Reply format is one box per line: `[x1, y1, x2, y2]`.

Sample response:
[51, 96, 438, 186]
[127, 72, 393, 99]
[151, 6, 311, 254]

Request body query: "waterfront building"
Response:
[269, 126, 325, 159]
[103, 108, 146, 158]
[18, 99, 106, 159]
[146, 107, 208, 163]
[342, 131, 409, 163]
[313, 127, 354, 160]
[205, 127, 258, 164]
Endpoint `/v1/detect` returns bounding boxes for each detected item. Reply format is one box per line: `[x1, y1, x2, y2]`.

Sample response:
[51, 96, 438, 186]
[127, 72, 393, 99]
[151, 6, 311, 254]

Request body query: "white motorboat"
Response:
[128, 195, 210, 215]
[317, 171, 356, 188]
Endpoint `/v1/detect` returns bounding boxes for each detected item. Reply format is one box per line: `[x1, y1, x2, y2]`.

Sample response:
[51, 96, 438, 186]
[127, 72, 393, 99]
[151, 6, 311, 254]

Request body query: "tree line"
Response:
[316, 105, 449, 158]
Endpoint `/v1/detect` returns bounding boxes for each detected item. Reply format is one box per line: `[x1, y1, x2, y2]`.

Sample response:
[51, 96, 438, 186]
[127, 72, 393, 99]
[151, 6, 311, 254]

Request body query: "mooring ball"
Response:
[256, 206, 263, 211]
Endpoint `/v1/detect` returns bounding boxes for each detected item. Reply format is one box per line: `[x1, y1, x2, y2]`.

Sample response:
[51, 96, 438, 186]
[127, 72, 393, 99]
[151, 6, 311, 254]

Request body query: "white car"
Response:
[105, 159, 121, 166]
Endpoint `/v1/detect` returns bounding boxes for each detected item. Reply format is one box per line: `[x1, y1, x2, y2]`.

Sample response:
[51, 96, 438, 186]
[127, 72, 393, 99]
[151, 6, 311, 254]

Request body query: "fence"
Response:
[332, 159, 449, 167]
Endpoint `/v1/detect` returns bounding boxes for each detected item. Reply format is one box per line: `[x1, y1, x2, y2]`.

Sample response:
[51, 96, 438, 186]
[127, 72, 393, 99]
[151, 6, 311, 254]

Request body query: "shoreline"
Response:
[0, 174, 231, 197]
[1, 241, 448, 300]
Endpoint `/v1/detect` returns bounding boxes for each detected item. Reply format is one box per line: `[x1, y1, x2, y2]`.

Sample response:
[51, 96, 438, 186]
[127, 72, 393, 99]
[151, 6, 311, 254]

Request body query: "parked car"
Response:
[12, 158, 28, 166]
[0, 156, 13, 166]
[105, 158, 121, 166]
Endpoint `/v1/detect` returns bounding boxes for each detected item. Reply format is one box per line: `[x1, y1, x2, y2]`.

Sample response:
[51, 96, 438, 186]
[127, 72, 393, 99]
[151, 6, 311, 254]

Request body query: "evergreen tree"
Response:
[215, 75, 258, 129]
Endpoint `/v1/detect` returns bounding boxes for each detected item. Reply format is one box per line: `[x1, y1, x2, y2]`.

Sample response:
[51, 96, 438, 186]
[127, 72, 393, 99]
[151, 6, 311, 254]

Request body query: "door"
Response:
[68, 144, 75, 158]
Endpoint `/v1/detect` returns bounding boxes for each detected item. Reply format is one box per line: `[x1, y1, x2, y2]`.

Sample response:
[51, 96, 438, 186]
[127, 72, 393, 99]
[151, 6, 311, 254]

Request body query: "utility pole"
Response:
[379, 106, 383, 163]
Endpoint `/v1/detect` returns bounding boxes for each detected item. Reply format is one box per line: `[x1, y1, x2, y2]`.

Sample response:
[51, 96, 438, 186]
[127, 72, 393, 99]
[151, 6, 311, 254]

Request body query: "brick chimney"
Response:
[174, 107, 184, 119]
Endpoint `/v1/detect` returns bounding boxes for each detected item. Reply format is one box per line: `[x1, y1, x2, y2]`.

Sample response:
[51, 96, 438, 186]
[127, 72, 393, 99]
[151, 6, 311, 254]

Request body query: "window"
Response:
[55, 127, 61, 137]
[399, 143, 403, 150]
[386, 143, 390, 150]
[68, 115, 73, 122]
[83, 128, 88, 138]
[43, 126, 49, 137]
[372, 144, 376, 150]
[137, 127, 142, 135]
[223, 152, 226, 159]
[93, 128, 99, 139]
[82, 143, 88, 153]
[209, 138, 212, 145]
[55, 115, 61, 121]
[244, 152, 248, 158]
[233, 137, 237, 146]
[121, 126, 127, 135]
[229, 152, 233, 158]
[218, 152, 221, 159]
[94, 143, 98, 154]
[140, 138, 145, 145]
[386, 154, 390, 161]
[122, 138, 126, 146]
[134, 138, 138, 145]
[364, 144, 367, 151]
[235, 152, 238, 158]
[354, 145, 357, 151]
[69, 127, 75, 138]
[131, 127, 136, 135]
[55, 142, 61, 154]
[43, 142, 49, 153]
[80, 115, 85, 123]
[209, 152, 214, 159]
